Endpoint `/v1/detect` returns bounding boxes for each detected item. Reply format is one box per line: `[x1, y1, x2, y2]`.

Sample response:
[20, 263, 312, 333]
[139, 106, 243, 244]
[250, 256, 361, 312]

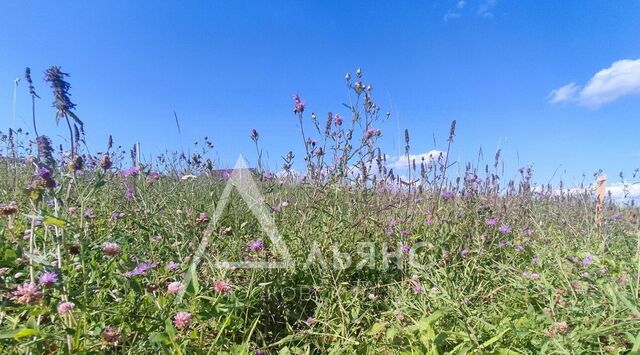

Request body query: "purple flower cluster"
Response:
[247, 239, 264, 251]
[121, 166, 139, 177]
[292, 94, 305, 113]
[124, 261, 156, 277]
[486, 217, 498, 226]
[39, 272, 59, 287]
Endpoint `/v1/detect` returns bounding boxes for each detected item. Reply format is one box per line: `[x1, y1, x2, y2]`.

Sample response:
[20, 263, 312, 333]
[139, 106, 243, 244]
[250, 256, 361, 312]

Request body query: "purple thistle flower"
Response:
[460, 247, 470, 258]
[125, 185, 134, 200]
[247, 239, 264, 251]
[440, 189, 454, 200]
[402, 244, 411, 254]
[292, 94, 305, 114]
[83, 208, 95, 219]
[36, 166, 51, 179]
[532, 257, 540, 265]
[121, 166, 139, 177]
[165, 261, 180, 271]
[486, 217, 498, 226]
[582, 253, 593, 266]
[111, 211, 125, 220]
[124, 261, 156, 277]
[499, 224, 512, 234]
[515, 245, 525, 252]
[364, 128, 381, 140]
[39, 272, 58, 287]
[57, 301, 75, 315]
[333, 114, 343, 126]
[305, 316, 316, 325]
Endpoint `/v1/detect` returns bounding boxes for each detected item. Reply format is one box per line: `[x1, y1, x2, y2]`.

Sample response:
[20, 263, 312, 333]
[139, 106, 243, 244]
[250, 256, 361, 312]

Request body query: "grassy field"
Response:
[1, 68, 640, 354]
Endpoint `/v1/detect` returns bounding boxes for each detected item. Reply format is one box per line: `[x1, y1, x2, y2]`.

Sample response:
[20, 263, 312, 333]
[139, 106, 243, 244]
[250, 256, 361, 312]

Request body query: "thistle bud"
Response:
[99, 154, 112, 170]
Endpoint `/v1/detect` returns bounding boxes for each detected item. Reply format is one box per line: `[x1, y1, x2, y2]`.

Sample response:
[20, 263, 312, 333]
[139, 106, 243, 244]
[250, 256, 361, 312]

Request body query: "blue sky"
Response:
[1, 1, 639, 188]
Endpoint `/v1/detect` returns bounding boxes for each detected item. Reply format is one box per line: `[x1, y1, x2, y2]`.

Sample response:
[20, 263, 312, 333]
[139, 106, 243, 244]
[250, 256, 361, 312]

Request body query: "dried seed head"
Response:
[99, 154, 112, 170]
[448, 120, 457, 142]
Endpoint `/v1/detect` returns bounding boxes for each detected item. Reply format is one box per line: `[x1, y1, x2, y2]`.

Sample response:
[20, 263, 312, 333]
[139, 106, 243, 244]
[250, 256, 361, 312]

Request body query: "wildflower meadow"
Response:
[1, 67, 639, 354]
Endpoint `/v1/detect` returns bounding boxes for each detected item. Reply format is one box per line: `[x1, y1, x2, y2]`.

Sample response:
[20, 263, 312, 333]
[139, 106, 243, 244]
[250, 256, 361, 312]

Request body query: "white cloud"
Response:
[478, 0, 496, 18]
[388, 150, 446, 169]
[457, 1, 466, 9]
[443, 11, 461, 22]
[560, 181, 640, 205]
[549, 58, 640, 108]
[606, 182, 640, 202]
[548, 83, 579, 104]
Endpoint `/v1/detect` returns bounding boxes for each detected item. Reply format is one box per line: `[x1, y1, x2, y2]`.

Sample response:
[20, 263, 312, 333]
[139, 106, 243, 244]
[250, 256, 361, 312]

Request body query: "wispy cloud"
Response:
[478, 0, 496, 18]
[549, 58, 640, 108]
[388, 150, 446, 169]
[443, 11, 462, 22]
[548, 83, 579, 104]
[606, 182, 640, 202]
[444, 0, 496, 23]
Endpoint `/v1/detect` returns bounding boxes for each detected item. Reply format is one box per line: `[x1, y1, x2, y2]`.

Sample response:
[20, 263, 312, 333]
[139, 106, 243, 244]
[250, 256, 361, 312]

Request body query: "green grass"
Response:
[0, 160, 639, 354]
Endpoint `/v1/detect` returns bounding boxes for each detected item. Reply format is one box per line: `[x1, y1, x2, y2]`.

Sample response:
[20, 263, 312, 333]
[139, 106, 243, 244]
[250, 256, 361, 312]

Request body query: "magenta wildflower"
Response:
[165, 261, 180, 271]
[305, 316, 316, 325]
[440, 189, 454, 200]
[57, 301, 75, 315]
[148, 172, 160, 183]
[121, 166, 139, 177]
[582, 253, 593, 266]
[125, 185, 134, 200]
[515, 245, 525, 252]
[124, 261, 156, 277]
[214, 279, 232, 294]
[111, 211, 125, 220]
[39, 271, 58, 287]
[460, 247, 470, 258]
[364, 128, 381, 140]
[499, 224, 512, 234]
[11, 282, 43, 304]
[36, 166, 52, 179]
[83, 208, 95, 219]
[292, 94, 305, 113]
[413, 283, 424, 294]
[486, 217, 498, 226]
[402, 244, 411, 254]
[196, 212, 208, 224]
[333, 114, 343, 126]
[173, 311, 192, 330]
[167, 281, 184, 295]
[247, 239, 263, 251]
[102, 242, 121, 256]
